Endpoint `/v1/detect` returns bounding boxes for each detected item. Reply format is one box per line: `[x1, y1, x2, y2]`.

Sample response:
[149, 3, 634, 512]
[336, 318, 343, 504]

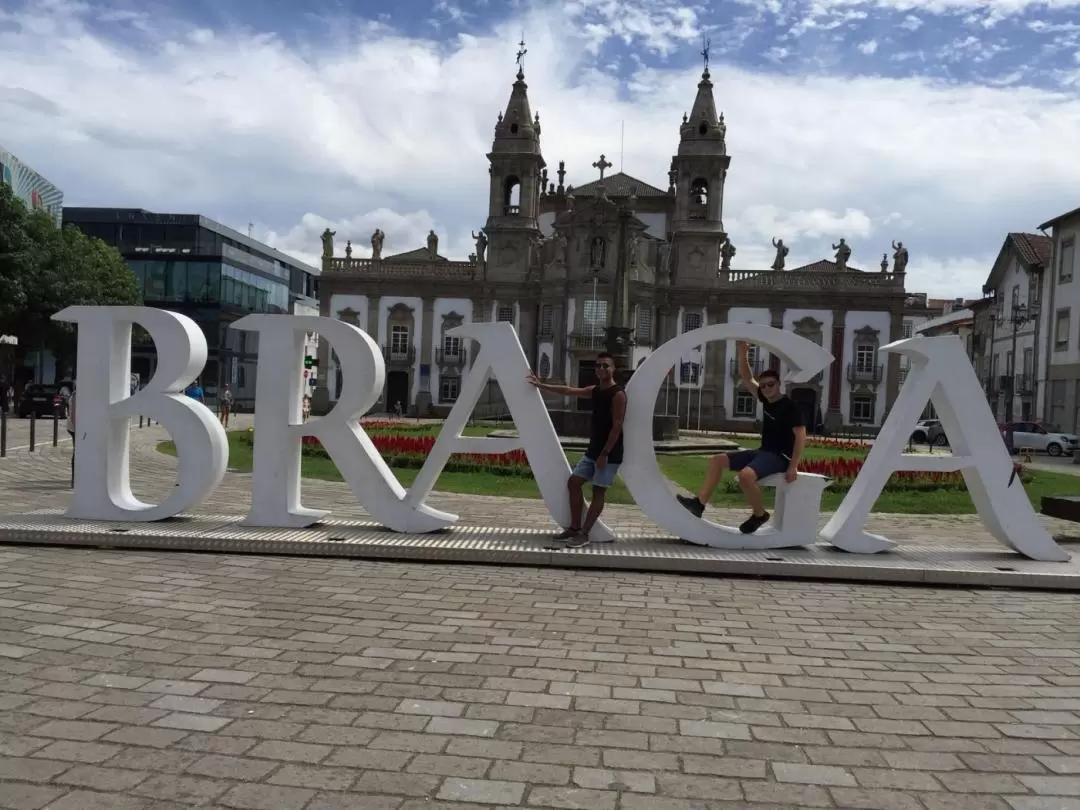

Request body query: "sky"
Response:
[1, 0, 1079, 299]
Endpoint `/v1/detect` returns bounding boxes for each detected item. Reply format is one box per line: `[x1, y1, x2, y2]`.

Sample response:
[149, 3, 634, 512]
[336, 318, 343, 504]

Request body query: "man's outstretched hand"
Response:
[526, 372, 541, 388]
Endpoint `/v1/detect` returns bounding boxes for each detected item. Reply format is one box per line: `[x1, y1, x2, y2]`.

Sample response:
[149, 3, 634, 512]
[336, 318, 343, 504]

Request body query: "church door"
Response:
[386, 371, 410, 415]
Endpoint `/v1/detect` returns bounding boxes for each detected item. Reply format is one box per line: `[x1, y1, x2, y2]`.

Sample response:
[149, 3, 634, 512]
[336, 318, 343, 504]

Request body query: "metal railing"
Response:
[435, 347, 468, 366]
[382, 345, 416, 364]
[847, 363, 883, 384]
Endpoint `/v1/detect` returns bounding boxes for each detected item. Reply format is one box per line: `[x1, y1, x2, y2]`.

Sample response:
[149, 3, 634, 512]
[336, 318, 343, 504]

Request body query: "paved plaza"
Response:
[2, 419, 1080, 807]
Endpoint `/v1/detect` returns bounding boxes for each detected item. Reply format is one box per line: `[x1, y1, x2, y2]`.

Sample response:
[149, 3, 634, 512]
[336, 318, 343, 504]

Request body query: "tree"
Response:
[0, 182, 139, 378]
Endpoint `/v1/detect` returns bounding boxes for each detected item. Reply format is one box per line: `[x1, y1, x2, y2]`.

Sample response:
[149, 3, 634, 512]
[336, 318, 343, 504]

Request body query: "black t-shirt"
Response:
[758, 389, 803, 458]
[587, 383, 625, 463]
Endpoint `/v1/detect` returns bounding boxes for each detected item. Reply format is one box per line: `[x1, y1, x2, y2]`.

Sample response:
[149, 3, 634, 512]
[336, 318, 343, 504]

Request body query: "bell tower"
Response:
[669, 44, 730, 285]
[483, 41, 545, 281]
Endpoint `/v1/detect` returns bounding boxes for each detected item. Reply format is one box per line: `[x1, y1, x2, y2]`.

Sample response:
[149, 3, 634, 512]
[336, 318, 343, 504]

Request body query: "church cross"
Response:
[592, 154, 612, 180]
[515, 38, 527, 75]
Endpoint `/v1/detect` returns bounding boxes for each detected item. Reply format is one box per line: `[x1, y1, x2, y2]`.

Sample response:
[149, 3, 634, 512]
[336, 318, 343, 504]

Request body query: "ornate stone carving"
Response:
[371, 229, 384, 260]
[891, 240, 909, 273]
[427, 230, 438, 259]
[721, 237, 736, 271]
[345, 240, 352, 259]
[336, 307, 360, 325]
[832, 238, 851, 270]
[321, 228, 336, 259]
[472, 229, 487, 263]
[771, 237, 788, 271]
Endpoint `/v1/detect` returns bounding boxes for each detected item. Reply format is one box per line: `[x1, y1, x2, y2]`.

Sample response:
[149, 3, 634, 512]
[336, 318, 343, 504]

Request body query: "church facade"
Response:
[313, 61, 912, 432]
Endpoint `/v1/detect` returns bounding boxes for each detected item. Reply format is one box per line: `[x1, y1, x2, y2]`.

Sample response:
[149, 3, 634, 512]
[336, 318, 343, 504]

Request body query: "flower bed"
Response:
[237, 428, 1030, 494]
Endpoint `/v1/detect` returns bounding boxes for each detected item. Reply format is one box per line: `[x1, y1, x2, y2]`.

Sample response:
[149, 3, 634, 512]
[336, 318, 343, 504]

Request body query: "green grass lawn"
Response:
[157, 428, 1079, 515]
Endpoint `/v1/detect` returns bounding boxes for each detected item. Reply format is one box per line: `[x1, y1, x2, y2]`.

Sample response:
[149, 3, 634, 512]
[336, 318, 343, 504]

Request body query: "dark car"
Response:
[17, 384, 66, 419]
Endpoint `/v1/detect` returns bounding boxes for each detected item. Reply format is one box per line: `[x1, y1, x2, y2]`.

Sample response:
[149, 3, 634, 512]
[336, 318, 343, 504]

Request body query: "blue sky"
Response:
[2, 0, 1079, 297]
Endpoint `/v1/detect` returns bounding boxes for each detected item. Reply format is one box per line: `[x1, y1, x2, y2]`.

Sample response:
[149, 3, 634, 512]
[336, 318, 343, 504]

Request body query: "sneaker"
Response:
[739, 511, 770, 534]
[676, 494, 705, 518]
[552, 527, 580, 540]
[566, 534, 591, 549]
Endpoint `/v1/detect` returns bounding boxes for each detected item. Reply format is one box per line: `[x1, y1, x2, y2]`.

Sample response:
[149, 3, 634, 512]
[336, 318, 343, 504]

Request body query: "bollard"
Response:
[0, 409, 6, 457]
[139, 415, 144, 428]
[29, 412, 36, 452]
[52, 404, 60, 447]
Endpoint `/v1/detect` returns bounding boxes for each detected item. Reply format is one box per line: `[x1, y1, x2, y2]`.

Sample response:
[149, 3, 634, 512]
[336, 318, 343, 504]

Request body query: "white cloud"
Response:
[857, 38, 878, 54]
[0, 0, 1078, 302]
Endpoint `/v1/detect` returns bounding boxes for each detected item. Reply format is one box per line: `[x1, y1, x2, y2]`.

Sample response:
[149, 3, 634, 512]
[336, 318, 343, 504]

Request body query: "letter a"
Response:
[407, 322, 616, 542]
[232, 315, 454, 532]
[51, 306, 227, 521]
[820, 336, 1069, 562]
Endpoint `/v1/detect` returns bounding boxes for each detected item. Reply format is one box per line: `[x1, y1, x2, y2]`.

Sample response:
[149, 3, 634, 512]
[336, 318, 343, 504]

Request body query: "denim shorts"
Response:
[727, 449, 789, 480]
[571, 456, 621, 488]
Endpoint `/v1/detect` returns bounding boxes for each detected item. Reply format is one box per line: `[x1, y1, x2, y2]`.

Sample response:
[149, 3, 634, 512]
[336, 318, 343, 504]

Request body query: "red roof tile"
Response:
[1008, 232, 1052, 268]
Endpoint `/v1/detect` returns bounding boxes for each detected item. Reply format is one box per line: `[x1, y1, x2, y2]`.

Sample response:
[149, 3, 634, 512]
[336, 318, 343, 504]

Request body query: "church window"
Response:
[734, 389, 756, 417]
[689, 179, 708, 219]
[538, 353, 551, 378]
[503, 176, 521, 215]
[635, 308, 652, 344]
[540, 304, 554, 336]
[439, 375, 461, 403]
[682, 311, 702, 332]
[583, 299, 607, 330]
[390, 325, 410, 356]
[442, 335, 462, 359]
[854, 343, 877, 375]
[850, 394, 875, 423]
[497, 305, 514, 323]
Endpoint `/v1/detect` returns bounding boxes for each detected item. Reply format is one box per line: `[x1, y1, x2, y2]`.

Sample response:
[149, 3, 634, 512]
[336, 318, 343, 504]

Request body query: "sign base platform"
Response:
[2, 510, 1078, 591]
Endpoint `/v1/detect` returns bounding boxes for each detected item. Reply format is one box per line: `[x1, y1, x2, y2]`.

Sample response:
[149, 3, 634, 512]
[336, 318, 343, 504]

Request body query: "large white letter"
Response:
[232, 315, 454, 532]
[623, 324, 834, 549]
[407, 322, 617, 542]
[52, 306, 227, 521]
[820, 336, 1069, 562]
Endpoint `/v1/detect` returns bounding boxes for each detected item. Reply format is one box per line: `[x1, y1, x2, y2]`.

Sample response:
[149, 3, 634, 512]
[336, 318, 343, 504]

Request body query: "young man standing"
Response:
[678, 341, 806, 534]
[218, 383, 233, 427]
[527, 352, 626, 548]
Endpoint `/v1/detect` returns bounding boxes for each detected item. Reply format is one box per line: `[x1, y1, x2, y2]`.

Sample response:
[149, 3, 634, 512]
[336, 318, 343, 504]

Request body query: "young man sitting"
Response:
[678, 340, 806, 534]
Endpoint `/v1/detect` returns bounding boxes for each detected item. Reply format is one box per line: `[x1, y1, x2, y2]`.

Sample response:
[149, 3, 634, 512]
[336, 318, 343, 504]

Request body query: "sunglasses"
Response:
[595, 363, 611, 369]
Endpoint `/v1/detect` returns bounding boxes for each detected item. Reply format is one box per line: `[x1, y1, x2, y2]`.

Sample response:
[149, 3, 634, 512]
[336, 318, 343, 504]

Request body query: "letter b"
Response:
[52, 306, 228, 521]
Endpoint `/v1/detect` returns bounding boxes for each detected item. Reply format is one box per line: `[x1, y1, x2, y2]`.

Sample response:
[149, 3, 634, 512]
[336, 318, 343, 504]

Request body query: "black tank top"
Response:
[587, 383, 624, 463]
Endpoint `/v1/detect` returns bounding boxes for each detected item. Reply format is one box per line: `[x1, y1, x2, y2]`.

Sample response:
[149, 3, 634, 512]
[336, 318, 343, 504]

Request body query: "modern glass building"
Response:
[63, 207, 320, 409]
[1, 144, 64, 226]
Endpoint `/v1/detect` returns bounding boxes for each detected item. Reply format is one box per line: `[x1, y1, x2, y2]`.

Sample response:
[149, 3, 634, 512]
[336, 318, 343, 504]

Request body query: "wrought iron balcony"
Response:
[568, 331, 607, 353]
[728, 358, 766, 381]
[537, 325, 555, 341]
[435, 347, 468, 366]
[382, 345, 416, 365]
[847, 363, 883, 384]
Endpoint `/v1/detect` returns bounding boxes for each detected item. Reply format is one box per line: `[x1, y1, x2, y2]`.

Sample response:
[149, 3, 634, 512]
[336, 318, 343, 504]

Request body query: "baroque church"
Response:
[313, 54, 912, 432]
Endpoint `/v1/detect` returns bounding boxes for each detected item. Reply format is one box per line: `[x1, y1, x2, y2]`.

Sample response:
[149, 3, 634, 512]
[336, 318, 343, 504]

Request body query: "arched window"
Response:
[503, 176, 521, 215]
[689, 178, 708, 219]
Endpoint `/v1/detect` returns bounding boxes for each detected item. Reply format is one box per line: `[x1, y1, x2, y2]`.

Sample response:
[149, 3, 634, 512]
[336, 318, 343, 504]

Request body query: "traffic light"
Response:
[303, 355, 314, 369]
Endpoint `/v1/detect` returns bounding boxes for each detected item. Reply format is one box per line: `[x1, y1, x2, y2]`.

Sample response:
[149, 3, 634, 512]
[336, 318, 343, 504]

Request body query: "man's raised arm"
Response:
[736, 341, 760, 396]
[527, 373, 594, 398]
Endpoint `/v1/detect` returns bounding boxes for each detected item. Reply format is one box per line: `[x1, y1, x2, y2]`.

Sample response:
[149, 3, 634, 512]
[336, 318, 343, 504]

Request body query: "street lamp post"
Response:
[994, 301, 1039, 452]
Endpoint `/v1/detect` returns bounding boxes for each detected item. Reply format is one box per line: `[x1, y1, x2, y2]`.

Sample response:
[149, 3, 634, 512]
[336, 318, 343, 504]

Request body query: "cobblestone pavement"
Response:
[2, 547, 1080, 809]
[1, 414, 1078, 546]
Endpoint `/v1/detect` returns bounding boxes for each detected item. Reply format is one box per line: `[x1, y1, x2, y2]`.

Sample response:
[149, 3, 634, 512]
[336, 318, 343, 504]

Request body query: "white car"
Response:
[1004, 422, 1078, 457]
[911, 419, 940, 444]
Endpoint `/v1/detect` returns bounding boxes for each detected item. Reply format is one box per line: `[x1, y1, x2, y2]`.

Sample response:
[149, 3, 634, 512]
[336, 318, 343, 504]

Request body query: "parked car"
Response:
[926, 422, 949, 447]
[17, 384, 66, 419]
[1001, 421, 1078, 457]
[911, 419, 941, 444]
